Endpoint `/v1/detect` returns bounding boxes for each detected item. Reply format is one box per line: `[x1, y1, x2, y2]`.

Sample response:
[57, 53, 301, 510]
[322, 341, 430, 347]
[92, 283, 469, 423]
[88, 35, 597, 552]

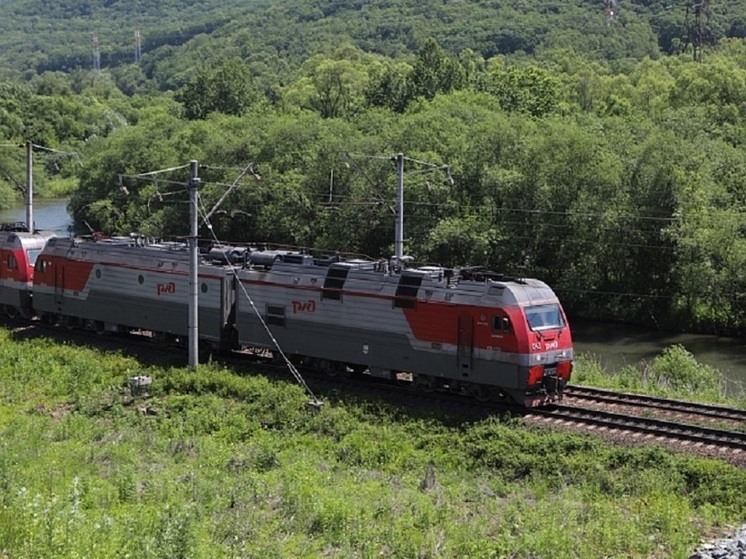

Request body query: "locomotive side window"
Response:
[35, 259, 49, 273]
[266, 305, 286, 327]
[322, 267, 348, 300]
[7, 254, 17, 269]
[525, 303, 565, 331]
[492, 315, 512, 334]
[394, 274, 423, 309]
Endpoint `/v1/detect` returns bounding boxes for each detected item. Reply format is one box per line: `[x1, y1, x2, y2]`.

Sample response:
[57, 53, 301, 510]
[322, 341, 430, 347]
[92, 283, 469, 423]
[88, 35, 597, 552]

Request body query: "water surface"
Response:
[572, 319, 746, 396]
[0, 198, 72, 235]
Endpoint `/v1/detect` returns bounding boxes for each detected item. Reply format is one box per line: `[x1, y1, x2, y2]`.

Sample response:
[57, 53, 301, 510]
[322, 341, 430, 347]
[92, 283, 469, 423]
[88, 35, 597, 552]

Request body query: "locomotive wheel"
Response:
[317, 359, 346, 377]
[470, 384, 506, 403]
[42, 312, 58, 325]
[198, 340, 215, 360]
[4, 305, 18, 319]
[414, 374, 437, 393]
[270, 352, 285, 365]
[152, 331, 166, 343]
[153, 331, 178, 345]
[471, 384, 491, 402]
[348, 364, 367, 375]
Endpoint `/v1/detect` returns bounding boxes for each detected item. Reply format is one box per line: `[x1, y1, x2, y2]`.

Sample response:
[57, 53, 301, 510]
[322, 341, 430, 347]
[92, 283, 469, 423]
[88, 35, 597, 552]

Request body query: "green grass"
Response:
[0, 328, 744, 558]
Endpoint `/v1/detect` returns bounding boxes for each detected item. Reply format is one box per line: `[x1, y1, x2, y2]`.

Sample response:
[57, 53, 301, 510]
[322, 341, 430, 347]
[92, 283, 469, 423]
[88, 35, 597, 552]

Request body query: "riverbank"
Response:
[572, 319, 746, 397]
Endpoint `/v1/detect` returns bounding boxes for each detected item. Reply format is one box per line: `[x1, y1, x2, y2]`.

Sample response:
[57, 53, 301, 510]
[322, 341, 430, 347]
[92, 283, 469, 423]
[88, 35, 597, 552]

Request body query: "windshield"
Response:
[26, 249, 42, 266]
[525, 303, 565, 331]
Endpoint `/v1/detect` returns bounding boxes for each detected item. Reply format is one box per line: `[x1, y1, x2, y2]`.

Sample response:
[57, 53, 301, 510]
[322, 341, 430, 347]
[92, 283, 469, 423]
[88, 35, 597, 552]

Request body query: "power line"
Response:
[310, 191, 745, 222]
[196, 194, 323, 407]
[92, 32, 101, 74]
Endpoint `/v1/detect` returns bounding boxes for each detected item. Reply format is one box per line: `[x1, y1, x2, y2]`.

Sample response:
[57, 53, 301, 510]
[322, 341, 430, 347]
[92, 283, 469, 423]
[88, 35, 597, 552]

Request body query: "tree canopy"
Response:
[0, 0, 745, 336]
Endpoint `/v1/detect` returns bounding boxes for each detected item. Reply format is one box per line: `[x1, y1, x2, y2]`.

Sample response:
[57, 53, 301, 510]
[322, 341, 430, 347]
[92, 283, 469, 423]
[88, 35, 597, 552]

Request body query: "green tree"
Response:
[477, 63, 562, 117]
[423, 213, 501, 267]
[283, 54, 370, 118]
[364, 61, 412, 113]
[176, 57, 263, 120]
[408, 38, 466, 102]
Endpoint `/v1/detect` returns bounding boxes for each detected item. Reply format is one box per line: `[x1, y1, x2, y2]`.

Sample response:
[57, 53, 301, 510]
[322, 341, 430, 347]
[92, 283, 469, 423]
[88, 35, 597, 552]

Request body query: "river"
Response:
[1, 198, 745, 395]
[572, 319, 746, 396]
[0, 198, 73, 235]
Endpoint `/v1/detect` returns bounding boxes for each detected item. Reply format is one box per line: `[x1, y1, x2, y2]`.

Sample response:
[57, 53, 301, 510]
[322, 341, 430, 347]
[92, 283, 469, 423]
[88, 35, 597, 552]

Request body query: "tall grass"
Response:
[0, 329, 744, 558]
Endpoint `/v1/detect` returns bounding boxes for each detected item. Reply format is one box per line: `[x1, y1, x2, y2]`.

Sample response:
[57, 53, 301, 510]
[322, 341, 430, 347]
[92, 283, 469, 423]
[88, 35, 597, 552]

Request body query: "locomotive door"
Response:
[54, 262, 64, 308]
[457, 312, 473, 375]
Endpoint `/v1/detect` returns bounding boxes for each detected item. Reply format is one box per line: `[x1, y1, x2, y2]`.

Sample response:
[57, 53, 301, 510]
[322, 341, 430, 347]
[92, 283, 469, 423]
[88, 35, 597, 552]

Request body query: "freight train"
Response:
[0, 227, 574, 407]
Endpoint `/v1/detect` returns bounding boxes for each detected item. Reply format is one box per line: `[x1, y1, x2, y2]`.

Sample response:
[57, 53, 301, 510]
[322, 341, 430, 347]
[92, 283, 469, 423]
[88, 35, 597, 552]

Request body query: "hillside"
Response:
[1, 0, 744, 87]
[1, 0, 745, 336]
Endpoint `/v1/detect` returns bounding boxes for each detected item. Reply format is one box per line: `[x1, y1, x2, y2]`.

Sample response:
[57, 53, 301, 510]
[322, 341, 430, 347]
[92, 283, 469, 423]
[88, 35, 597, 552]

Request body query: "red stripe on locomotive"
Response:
[34, 256, 95, 292]
[402, 303, 572, 354]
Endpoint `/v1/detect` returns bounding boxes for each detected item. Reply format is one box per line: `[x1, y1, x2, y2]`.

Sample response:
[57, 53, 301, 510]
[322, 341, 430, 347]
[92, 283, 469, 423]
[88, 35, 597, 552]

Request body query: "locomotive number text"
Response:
[531, 340, 560, 351]
[291, 300, 316, 313]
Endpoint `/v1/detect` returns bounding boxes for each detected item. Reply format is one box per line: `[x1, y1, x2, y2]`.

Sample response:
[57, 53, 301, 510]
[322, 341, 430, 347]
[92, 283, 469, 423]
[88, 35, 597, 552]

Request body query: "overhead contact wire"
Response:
[196, 195, 323, 406]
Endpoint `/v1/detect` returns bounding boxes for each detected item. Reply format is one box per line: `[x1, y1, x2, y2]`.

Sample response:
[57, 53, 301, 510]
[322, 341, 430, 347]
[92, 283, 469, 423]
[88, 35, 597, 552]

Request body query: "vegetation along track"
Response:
[5, 317, 746, 465]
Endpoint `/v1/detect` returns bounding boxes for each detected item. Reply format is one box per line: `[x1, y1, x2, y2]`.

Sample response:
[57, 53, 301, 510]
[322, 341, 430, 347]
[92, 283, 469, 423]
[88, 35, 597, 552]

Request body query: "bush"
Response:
[645, 344, 722, 395]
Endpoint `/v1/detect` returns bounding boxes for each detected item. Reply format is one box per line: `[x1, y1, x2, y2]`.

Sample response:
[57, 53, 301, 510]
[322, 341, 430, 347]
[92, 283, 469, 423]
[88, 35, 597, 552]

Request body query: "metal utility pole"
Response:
[134, 28, 142, 63]
[346, 151, 450, 269]
[394, 152, 404, 267]
[25, 141, 33, 232]
[604, 0, 619, 26]
[683, 0, 714, 62]
[188, 160, 200, 370]
[92, 33, 101, 74]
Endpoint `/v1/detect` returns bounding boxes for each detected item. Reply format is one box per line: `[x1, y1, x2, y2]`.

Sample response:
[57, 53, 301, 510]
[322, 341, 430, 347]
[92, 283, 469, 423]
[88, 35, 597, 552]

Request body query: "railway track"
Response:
[548, 385, 746, 465]
[564, 384, 746, 429]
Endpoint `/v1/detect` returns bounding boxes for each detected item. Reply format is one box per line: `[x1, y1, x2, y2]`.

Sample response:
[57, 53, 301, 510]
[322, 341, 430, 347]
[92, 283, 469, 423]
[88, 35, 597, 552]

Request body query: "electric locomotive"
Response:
[0, 224, 56, 318]
[232, 252, 573, 406]
[26, 236, 572, 407]
[32, 236, 234, 349]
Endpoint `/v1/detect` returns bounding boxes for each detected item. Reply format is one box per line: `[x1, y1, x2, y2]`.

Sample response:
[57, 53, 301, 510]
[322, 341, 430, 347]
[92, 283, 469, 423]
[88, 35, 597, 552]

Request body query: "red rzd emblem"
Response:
[157, 282, 176, 296]
[291, 300, 316, 313]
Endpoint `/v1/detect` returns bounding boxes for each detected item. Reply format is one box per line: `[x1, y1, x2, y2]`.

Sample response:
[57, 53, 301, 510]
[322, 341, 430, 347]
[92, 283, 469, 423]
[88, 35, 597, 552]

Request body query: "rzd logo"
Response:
[157, 282, 176, 296]
[291, 300, 316, 313]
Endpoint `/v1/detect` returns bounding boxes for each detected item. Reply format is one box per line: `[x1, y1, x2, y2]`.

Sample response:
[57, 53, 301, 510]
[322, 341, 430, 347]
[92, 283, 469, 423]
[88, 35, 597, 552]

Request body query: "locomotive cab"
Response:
[523, 302, 573, 404]
[0, 230, 57, 317]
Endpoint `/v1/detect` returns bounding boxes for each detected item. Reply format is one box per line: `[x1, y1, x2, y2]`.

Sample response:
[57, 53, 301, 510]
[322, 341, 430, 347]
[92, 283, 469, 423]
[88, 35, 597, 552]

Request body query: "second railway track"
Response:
[564, 384, 746, 429]
[527, 393, 746, 466]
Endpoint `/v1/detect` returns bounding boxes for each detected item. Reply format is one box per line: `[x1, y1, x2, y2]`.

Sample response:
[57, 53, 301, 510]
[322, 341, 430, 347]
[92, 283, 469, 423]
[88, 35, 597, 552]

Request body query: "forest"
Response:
[0, 0, 745, 336]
